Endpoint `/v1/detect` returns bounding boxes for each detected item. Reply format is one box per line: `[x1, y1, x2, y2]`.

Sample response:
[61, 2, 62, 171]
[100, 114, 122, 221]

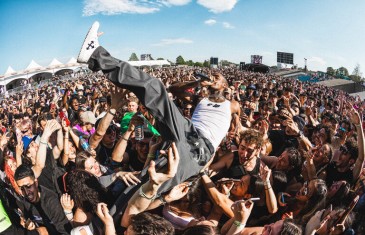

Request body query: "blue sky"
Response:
[1, 0, 365, 75]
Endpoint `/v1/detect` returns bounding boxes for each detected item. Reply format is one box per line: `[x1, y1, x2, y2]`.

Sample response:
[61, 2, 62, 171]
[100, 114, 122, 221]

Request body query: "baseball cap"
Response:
[22, 135, 38, 151]
[79, 111, 96, 125]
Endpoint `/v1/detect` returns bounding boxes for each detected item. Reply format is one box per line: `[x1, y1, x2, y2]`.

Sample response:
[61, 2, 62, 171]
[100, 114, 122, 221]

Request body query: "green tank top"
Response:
[0, 199, 12, 232]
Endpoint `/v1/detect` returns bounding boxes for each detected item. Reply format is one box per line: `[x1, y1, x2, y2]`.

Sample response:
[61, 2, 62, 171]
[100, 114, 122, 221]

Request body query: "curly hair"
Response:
[239, 129, 264, 149]
[66, 170, 108, 213]
[130, 212, 174, 235]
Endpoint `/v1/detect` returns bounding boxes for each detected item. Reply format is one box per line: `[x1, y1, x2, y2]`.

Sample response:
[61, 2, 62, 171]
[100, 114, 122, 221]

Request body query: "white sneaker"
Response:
[77, 21, 100, 63]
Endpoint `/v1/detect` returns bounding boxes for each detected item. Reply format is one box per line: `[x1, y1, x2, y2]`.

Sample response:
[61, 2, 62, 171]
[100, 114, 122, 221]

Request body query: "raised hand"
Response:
[127, 114, 145, 132]
[148, 142, 179, 188]
[110, 85, 126, 109]
[259, 164, 271, 183]
[96, 203, 114, 227]
[231, 200, 254, 224]
[285, 119, 300, 136]
[165, 182, 190, 202]
[116, 171, 141, 187]
[60, 193, 74, 212]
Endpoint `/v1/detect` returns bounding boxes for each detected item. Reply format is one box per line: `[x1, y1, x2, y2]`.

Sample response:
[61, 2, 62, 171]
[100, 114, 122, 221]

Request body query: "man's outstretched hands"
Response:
[148, 142, 179, 189]
[110, 86, 126, 110]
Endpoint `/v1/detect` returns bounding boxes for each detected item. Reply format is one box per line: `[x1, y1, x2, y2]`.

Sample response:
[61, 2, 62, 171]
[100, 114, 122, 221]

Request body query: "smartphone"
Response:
[217, 179, 241, 184]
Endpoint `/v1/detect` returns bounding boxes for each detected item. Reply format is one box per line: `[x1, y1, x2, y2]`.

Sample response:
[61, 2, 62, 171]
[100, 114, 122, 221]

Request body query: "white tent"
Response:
[24, 60, 43, 72]
[48, 58, 64, 68]
[4, 66, 17, 77]
[66, 57, 78, 66]
[127, 60, 171, 67]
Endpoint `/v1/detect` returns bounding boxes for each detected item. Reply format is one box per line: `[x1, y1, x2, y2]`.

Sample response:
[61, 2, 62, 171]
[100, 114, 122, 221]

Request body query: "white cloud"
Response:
[197, 0, 238, 13]
[152, 38, 193, 46]
[204, 19, 217, 25]
[83, 0, 237, 16]
[83, 0, 160, 16]
[158, 0, 191, 6]
[222, 22, 234, 29]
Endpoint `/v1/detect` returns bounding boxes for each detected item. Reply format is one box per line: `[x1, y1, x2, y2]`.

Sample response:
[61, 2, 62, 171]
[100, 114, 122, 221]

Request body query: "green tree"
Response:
[129, 53, 139, 61]
[350, 64, 363, 82]
[337, 67, 349, 76]
[186, 60, 194, 66]
[326, 67, 335, 76]
[176, 55, 185, 65]
[203, 60, 210, 68]
[194, 62, 203, 67]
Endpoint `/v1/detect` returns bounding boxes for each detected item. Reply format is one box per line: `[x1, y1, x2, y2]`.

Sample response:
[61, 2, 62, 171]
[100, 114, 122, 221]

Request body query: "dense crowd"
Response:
[1, 22, 365, 235]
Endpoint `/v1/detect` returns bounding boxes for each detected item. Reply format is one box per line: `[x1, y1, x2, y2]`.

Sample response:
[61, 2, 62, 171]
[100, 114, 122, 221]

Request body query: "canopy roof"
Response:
[48, 58, 64, 68]
[24, 60, 44, 72]
[4, 66, 17, 77]
[127, 60, 170, 67]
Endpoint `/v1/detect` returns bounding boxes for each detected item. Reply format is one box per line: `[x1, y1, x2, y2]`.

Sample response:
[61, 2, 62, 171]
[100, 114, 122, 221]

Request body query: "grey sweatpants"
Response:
[88, 46, 214, 193]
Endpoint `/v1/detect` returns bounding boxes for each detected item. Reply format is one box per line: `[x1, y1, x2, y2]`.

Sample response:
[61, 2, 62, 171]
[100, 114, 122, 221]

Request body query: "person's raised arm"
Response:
[208, 152, 233, 177]
[96, 203, 116, 235]
[201, 173, 234, 218]
[89, 86, 125, 149]
[349, 105, 365, 181]
[224, 200, 254, 235]
[52, 127, 64, 160]
[259, 164, 278, 214]
[112, 114, 143, 163]
[168, 75, 212, 105]
[33, 120, 61, 178]
[121, 142, 179, 228]
[61, 119, 70, 166]
[62, 89, 69, 110]
[15, 140, 23, 167]
[143, 136, 163, 169]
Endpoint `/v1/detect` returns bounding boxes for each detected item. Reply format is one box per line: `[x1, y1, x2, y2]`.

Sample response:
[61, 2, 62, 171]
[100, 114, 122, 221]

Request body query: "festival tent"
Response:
[127, 60, 171, 67]
[4, 66, 17, 77]
[66, 57, 78, 66]
[48, 58, 64, 68]
[24, 60, 44, 72]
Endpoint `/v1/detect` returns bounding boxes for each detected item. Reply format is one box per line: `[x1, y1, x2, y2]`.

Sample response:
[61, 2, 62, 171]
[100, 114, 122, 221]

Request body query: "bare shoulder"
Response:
[230, 99, 240, 114]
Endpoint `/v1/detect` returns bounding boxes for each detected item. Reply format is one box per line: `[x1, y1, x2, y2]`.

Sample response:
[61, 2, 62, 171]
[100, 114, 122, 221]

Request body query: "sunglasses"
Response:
[21, 129, 29, 134]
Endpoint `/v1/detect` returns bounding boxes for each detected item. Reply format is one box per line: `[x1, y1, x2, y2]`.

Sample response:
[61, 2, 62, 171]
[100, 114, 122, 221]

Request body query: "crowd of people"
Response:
[1, 22, 365, 235]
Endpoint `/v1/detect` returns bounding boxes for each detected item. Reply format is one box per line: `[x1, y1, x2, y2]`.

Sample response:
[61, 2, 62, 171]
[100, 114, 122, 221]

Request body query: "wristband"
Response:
[122, 136, 129, 141]
[109, 109, 116, 116]
[233, 220, 246, 228]
[40, 140, 48, 145]
[147, 153, 155, 159]
[139, 185, 157, 200]
[158, 195, 168, 205]
[64, 211, 73, 215]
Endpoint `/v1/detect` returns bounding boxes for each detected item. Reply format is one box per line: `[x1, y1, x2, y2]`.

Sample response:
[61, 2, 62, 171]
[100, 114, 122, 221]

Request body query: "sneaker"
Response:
[77, 21, 100, 63]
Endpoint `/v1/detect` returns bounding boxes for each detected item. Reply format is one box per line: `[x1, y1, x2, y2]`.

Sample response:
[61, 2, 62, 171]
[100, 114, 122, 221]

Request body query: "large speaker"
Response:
[239, 62, 245, 70]
[210, 57, 218, 65]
